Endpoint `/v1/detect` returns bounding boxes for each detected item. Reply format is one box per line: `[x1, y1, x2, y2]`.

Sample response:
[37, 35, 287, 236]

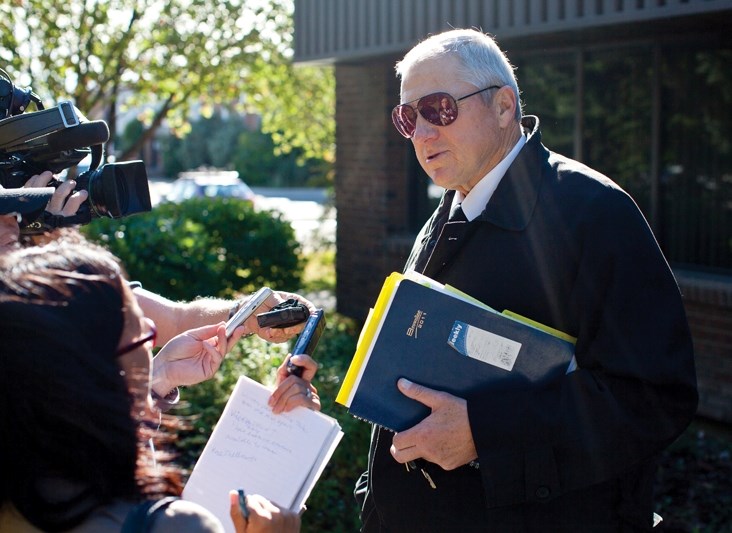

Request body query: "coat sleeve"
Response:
[467, 184, 698, 508]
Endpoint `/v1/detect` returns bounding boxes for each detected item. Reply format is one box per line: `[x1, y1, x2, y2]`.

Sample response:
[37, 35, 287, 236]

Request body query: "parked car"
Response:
[164, 170, 257, 205]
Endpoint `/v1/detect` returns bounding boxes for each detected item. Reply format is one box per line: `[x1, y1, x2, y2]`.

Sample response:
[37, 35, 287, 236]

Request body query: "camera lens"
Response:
[86, 161, 151, 218]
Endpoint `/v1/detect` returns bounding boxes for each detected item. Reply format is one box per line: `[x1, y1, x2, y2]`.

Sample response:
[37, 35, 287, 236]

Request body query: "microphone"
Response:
[46, 120, 109, 152]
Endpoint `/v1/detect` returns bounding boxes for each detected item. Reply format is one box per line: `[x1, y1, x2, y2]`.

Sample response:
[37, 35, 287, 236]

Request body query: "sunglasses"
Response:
[391, 85, 502, 138]
[116, 317, 157, 357]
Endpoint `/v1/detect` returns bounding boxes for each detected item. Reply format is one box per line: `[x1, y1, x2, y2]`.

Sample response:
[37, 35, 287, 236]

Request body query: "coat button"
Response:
[535, 486, 551, 499]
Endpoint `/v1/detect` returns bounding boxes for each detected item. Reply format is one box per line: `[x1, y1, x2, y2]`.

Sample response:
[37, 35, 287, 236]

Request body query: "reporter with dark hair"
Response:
[0, 240, 301, 532]
[0, 184, 321, 414]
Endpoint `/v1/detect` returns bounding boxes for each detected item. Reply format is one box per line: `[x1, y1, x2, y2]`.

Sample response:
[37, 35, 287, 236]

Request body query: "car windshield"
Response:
[202, 184, 250, 198]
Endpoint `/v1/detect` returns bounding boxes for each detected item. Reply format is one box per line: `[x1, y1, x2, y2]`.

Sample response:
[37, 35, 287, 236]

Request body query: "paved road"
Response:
[253, 188, 335, 253]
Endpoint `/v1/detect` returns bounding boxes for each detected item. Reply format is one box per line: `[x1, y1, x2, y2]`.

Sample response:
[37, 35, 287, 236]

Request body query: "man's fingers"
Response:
[389, 442, 420, 464]
[397, 378, 442, 408]
[45, 179, 76, 214]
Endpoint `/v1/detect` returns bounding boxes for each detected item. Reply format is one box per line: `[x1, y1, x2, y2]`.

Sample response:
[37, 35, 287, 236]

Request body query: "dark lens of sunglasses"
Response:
[417, 92, 458, 128]
[391, 92, 460, 138]
[392, 105, 417, 138]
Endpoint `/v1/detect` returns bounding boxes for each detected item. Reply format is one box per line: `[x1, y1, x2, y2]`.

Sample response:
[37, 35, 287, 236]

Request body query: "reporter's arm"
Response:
[151, 322, 246, 397]
[134, 286, 233, 345]
[134, 286, 317, 346]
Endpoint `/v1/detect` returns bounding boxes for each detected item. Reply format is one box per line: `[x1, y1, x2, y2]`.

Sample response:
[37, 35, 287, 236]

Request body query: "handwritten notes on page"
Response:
[183, 375, 343, 533]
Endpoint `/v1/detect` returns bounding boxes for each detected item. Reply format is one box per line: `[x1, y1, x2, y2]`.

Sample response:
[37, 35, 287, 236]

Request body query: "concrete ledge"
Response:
[675, 269, 732, 308]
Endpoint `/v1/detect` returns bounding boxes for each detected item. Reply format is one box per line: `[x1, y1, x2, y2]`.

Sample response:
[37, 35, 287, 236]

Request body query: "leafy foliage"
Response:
[82, 197, 302, 300]
[160, 112, 330, 187]
[0, 0, 334, 164]
[247, 58, 336, 164]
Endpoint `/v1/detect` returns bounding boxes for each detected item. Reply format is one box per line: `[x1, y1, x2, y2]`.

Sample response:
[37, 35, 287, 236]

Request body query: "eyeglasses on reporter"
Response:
[116, 317, 157, 357]
[391, 85, 502, 138]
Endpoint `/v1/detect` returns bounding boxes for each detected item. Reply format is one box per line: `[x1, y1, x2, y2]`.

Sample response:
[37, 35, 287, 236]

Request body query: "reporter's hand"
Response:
[243, 291, 317, 344]
[229, 491, 301, 533]
[23, 170, 88, 216]
[268, 354, 320, 414]
[151, 322, 245, 396]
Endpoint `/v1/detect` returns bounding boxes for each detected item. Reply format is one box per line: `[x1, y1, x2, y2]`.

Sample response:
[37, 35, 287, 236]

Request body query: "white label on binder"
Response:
[447, 320, 521, 371]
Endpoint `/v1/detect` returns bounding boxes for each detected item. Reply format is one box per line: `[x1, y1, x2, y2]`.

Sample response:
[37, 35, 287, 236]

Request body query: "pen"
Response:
[405, 459, 436, 489]
[237, 488, 250, 520]
[286, 356, 305, 378]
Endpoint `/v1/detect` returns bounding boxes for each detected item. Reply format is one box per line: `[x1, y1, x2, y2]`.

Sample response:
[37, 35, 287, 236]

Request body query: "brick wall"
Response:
[677, 271, 732, 423]
[335, 58, 411, 321]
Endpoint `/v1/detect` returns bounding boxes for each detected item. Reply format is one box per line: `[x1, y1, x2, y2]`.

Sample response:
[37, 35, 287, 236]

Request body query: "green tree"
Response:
[160, 111, 327, 186]
[0, 0, 334, 164]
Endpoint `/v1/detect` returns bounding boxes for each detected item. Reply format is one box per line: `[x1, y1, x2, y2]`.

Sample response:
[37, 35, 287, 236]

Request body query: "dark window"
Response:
[582, 46, 653, 214]
[659, 46, 732, 271]
[510, 43, 732, 273]
[407, 146, 439, 233]
[514, 52, 576, 159]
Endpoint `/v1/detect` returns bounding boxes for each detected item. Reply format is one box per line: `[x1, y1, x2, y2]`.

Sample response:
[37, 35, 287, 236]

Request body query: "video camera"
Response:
[0, 68, 151, 232]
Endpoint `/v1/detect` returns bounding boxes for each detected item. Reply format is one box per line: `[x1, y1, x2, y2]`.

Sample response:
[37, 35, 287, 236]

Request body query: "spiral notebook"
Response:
[184, 375, 343, 533]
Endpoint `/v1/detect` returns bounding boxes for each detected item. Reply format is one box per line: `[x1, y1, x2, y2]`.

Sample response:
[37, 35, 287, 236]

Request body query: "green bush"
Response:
[82, 198, 303, 300]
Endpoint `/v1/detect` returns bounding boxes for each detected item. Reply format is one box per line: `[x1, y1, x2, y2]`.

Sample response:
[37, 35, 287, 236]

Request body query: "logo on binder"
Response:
[406, 310, 426, 338]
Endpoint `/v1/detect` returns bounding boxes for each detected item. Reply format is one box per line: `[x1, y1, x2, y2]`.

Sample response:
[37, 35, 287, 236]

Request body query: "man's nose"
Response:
[412, 115, 439, 141]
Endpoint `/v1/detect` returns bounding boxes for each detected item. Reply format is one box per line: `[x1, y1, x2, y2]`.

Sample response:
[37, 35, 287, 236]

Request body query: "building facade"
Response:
[294, 0, 732, 423]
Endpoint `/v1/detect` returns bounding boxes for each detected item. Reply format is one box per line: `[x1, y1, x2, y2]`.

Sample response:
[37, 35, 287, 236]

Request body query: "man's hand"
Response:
[389, 378, 478, 470]
[151, 322, 245, 396]
[268, 353, 320, 414]
[243, 291, 318, 344]
[24, 170, 88, 216]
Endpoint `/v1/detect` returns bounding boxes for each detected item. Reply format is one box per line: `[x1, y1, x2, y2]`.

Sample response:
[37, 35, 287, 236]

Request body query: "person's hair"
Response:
[395, 28, 523, 121]
[0, 239, 182, 531]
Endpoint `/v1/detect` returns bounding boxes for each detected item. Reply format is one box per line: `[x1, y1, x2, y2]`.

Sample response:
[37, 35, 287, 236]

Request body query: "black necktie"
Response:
[448, 203, 468, 222]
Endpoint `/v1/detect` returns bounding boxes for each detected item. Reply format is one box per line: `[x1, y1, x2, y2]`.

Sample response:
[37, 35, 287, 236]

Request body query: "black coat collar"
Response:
[474, 115, 544, 232]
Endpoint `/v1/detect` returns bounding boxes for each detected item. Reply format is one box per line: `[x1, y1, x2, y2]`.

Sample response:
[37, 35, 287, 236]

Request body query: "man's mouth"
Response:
[425, 151, 444, 163]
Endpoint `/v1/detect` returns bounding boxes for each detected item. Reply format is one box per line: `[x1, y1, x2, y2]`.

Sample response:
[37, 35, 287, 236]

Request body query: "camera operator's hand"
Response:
[23, 170, 88, 216]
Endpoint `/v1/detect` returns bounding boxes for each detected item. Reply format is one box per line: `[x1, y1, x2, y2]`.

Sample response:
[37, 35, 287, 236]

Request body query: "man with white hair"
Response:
[355, 28, 697, 532]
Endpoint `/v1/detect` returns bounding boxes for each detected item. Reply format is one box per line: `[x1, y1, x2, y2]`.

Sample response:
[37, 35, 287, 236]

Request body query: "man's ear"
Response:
[495, 87, 517, 126]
